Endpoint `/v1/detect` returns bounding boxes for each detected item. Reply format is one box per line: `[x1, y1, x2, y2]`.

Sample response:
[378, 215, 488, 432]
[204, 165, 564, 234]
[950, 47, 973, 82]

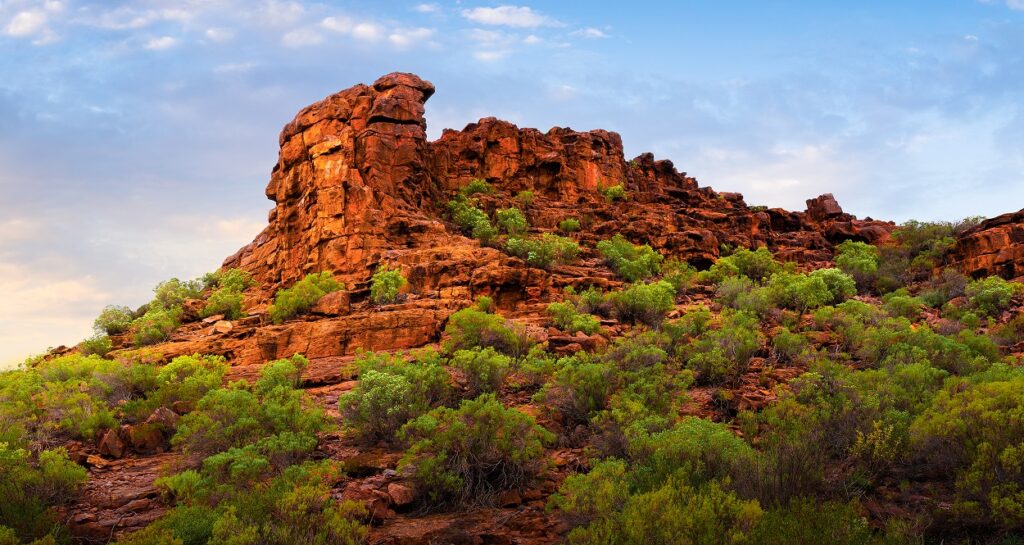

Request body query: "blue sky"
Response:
[1, 0, 1023, 366]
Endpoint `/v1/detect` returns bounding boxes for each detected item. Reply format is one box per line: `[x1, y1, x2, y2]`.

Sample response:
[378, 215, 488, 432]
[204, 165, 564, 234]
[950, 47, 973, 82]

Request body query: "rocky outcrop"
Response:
[950, 209, 1024, 281]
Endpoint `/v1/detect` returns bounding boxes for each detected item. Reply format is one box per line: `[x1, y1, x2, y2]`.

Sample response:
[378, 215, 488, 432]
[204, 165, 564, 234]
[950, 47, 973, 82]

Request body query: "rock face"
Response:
[950, 209, 1024, 281]
[225, 72, 894, 306]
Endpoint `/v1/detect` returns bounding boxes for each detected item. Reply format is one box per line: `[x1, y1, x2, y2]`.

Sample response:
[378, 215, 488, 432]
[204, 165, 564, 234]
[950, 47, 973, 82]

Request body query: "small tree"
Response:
[370, 265, 407, 305]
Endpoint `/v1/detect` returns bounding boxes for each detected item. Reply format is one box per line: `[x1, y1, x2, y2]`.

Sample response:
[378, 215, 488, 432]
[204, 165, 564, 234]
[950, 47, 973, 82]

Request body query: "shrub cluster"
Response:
[447, 195, 497, 243]
[443, 307, 534, 357]
[370, 265, 407, 305]
[597, 235, 664, 282]
[505, 233, 579, 268]
[601, 184, 627, 202]
[200, 268, 255, 319]
[547, 300, 601, 335]
[268, 272, 344, 324]
[495, 207, 528, 236]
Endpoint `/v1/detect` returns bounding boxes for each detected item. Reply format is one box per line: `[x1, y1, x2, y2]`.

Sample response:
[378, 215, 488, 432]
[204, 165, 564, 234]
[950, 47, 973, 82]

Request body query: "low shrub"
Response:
[496, 207, 529, 236]
[443, 308, 533, 357]
[748, 499, 884, 545]
[965, 276, 1021, 317]
[450, 347, 512, 397]
[398, 393, 554, 505]
[200, 268, 254, 319]
[340, 351, 450, 443]
[601, 184, 627, 202]
[834, 240, 879, 290]
[662, 258, 697, 294]
[538, 358, 615, 426]
[0, 444, 87, 542]
[153, 278, 203, 310]
[268, 272, 344, 324]
[547, 301, 601, 335]
[598, 235, 663, 282]
[607, 281, 675, 327]
[370, 265, 407, 305]
[882, 289, 924, 319]
[94, 305, 136, 335]
[447, 195, 497, 243]
[80, 334, 113, 356]
[506, 234, 579, 268]
[132, 305, 181, 346]
[462, 178, 493, 195]
[515, 190, 535, 207]
[559, 218, 581, 233]
[704, 247, 781, 284]
[685, 310, 762, 385]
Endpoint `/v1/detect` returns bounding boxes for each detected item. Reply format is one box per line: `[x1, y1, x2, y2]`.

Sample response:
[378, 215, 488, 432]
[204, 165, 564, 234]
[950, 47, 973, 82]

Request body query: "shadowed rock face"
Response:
[224, 72, 895, 303]
[951, 209, 1024, 281]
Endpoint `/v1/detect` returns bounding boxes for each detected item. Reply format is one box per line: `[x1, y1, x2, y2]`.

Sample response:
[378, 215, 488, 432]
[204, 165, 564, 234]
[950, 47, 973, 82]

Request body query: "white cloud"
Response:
[523, 34, 541, 45]
[321, 15, 354, 33]
[3, 9, 56, 42]
[281, 27, 324, 47]
[414, 3, 440, 13]
[571, 27, 608, 39]
[351, 22, 383, 41]
[213, 61, 257, 73]
[468, 28, 506, 44]
[473, 49, 509, 62]
[1006, 0, 1024, 10]
[461, 5, 558, 28]
[144, 35, 178, 50]
[205, 27, 234, 42]
[389, 27, 434, 48]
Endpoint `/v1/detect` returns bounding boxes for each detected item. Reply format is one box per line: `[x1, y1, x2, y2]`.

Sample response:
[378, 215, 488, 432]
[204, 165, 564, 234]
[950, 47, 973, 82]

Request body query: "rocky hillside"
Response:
[5, 73, 1024, 545]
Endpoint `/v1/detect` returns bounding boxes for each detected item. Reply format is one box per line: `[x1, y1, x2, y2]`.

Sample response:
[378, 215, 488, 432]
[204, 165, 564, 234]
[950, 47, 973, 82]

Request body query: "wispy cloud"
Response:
[414, 3, 440, 14]
[571, 27, 608, 39]
[144, 35, 178, 50]
[461, 5, 559, 28]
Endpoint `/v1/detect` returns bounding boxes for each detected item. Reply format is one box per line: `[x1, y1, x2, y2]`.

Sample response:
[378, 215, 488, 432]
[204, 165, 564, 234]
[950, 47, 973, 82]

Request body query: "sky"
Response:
[1, 0, 1023, 367]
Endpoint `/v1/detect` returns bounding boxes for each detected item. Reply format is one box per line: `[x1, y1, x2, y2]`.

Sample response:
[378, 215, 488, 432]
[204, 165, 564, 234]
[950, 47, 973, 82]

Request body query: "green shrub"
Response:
[965, 276, 1021, 317]
[515, 190, 535, 207]
[686, 311, 762, 385]
[607, 281, 675, 327]
[398, 393, 554, 505]
[0, 444, 86, 542]
[443, 308, 533, 357]
[505, 234, 579, 268]
[447, 195, 497, 243]
[748, 499, 883, 545]
[882, 289, 924, 319]
[151, 354, 228, 412]
[547, 301, 601, 335]
[704, 247, 781, 284]
[602, 184, 627, 202]
[834, 240, 879, 290]
[341, 352, 450, 442]
[538, 358, 614, 426]
[462, 178, 493, 195]
[662, 258, 697, 294]
[80, 334, 113, 356]
[154, 278, 204, 310]
[94, 305, 136, 335]
[553, 466, 761, 545]
[910, 374, 1024, 527]
[132, 305, 181, 346]
[200, 268, 254, 319]
[597, 235, 663, 282]
[474, 295, 494, 312]
[495, 207, 529, 236]
[450, 347, 512, 397]
[559, 218, 581, 233]
[771, 328, 808, 362]
[370, 265, 407, 305]
[268, 272, 344, 324]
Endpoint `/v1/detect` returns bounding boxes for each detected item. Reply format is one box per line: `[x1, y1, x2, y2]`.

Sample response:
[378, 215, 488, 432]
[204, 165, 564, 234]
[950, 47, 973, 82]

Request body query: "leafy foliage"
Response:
[447, 194, 497, 243]
[505, 234, 580, 268]
[597, 235, 664, 282]
[606, 281, 676, 327]
[559, 218, 581, 233]
[398, 394, 554, 505]
[965, 276, 1021, 317]
[547, 301, 601, 335]
[370, 265, 407, 305]
[0, 444, 86, 543]
[268, 272, 344, 324]
[495, 207, 529, 236]
[94, 305, 136, 335]
[601, 184, 627, 202]
[199, 269, 254, 319]
[443, 307, 534, 357]
[462, 178, 493, 195]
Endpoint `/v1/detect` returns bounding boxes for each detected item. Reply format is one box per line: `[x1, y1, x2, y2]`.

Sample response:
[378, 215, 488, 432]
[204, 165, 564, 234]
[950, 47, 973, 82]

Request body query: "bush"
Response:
[495, 207, 528, 236]
[443, 308, 533, 357]
[882, 289, 924, 319]
[515, 190, 535, 207]
[0, 444, 86, 542]
[132, 305, 181, 346]
[450, 347, 512, 397]
[151, 354, 228, 412]
[462, 178, 493, 195]
[965, 276, 1021, 317]
[505, 234, 579, 268]
[80, 334, 112, 356]
[602, 184, 627, 202]
[748, 499, 883, 545]
[200, 268, 254, 319]
[547, 301, 601, 335]
[686, 311, 762, 385]
[340, 353, 448, 443]
[94, 305, 136, 335]
[607, 281, 675, 327]
[559, 218, 581, 233]
[552, 464, 762, 545]
[662, 258, 697, 294]
[268, 272, 344, 324]
[539, 358, 614, 426]
[447, 195, 497, 243]
[704, 247, 781, 284]
[834, 241, 879, 290]
[597, 235, 664, 282]
[910, 375, 1024, 527]
[370, 265, 407, 305]
[398, 394, 553, 505]
[154, 278, 203, 310]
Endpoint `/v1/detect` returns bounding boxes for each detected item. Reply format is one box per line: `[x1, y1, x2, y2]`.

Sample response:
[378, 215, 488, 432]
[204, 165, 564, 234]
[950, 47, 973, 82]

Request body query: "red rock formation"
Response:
[950, 208, 1024, 281]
